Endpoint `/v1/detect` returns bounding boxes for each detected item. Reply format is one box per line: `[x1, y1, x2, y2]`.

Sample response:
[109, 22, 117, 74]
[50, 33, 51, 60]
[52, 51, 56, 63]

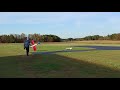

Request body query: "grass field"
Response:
[0, 40, 120, 78]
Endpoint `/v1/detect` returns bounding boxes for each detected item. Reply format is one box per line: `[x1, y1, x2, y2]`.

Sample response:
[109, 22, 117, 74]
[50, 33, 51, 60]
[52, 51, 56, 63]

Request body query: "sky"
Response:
[0, 12, 120, 39]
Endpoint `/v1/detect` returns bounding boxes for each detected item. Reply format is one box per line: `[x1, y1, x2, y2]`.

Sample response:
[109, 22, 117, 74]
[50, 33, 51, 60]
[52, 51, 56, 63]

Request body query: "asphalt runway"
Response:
[32, 46, 120, 55]
[75, 46, 120, 50]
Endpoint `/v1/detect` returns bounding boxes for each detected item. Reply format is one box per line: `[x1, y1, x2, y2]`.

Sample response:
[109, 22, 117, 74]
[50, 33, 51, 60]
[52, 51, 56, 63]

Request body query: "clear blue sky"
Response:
[0, 12, 120, 39]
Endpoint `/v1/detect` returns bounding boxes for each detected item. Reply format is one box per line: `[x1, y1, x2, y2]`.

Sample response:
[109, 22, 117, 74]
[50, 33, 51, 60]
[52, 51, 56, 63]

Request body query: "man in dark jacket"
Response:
[24, 37, 31, 56]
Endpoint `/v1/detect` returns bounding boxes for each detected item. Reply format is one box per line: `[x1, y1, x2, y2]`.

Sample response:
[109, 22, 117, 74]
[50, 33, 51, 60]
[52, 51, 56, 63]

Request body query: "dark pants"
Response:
[25, 47, 29, 56]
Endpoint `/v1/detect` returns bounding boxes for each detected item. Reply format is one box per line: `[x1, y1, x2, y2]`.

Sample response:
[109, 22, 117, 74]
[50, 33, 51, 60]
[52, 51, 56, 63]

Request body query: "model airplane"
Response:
[66, 47, 72, 50]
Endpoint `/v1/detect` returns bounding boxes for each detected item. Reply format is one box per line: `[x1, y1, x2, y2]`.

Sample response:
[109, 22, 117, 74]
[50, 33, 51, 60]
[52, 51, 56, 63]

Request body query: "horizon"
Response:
[0, 12, 120, 39]
[0, 32, 119, 39]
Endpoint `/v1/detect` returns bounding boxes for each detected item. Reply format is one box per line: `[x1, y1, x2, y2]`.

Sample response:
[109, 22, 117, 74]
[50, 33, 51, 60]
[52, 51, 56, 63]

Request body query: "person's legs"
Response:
[27, 47, 29, 56]
[26, 47, 29, 56]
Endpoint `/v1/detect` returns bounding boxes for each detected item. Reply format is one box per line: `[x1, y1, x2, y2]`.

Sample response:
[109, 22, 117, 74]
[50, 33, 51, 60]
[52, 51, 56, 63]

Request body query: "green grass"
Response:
[57, 50, 120, 70]
[0, 42, 120, 78]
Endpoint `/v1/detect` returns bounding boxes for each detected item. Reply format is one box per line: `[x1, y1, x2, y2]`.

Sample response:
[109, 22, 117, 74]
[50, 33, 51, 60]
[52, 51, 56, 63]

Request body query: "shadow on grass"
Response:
[32, 49, 95, 55]
[37, 50, 48, 51]
[0, 54, 120, 78]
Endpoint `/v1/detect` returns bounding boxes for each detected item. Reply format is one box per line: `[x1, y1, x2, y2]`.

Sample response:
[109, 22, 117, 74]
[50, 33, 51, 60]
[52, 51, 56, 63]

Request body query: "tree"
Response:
[67, 38, 73, 41]
[9, 34, 15, 43]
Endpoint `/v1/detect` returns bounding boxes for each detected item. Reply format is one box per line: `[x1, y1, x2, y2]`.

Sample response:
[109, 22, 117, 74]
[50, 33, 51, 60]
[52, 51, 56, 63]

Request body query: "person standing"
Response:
[24, 37, 31, 56]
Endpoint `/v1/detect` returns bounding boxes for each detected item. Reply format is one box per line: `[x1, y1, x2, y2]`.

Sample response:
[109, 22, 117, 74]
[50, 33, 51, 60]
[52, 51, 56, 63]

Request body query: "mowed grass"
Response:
[0, 41, 120, 78]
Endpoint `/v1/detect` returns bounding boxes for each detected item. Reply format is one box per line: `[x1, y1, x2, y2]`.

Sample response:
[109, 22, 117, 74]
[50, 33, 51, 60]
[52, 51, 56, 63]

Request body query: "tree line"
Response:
[0, 33, 120, 43]
[82, 33, 120, 40]
[64, 33, 120, 41]
[0, 33, 61, 43]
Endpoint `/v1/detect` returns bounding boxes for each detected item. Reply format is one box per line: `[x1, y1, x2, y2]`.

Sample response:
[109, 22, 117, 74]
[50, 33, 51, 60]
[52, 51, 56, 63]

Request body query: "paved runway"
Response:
[75, 46, 120, 50]
[32, 46, 120, 55]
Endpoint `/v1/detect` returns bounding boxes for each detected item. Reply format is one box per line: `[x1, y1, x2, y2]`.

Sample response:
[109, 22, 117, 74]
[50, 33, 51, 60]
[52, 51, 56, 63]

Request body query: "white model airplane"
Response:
[66, 47, 72, 50]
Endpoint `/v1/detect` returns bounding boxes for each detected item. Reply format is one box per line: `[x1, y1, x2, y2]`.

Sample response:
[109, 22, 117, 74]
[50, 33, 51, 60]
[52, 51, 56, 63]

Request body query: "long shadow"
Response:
[37, 50, 48, 51]
[32, 49, 95, 55]
[0, 54, 120, 78]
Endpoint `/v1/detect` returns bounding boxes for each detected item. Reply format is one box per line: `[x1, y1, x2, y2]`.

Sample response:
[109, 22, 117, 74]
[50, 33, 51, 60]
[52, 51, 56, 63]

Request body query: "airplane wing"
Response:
[30, 44, 37, 47]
